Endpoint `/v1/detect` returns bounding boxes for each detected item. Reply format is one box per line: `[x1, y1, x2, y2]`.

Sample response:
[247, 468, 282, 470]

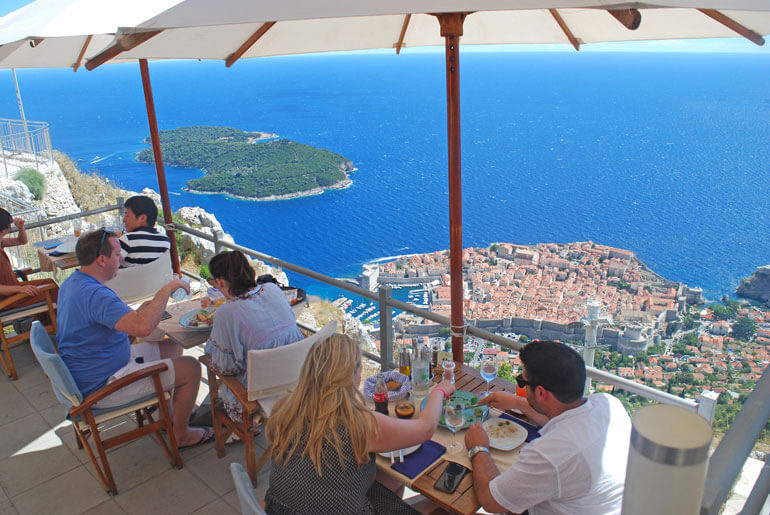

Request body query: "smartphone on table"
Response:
[434, 461, 469, 494]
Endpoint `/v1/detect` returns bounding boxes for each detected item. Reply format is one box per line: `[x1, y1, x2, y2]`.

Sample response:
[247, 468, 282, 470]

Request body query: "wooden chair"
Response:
[200, 321, 337, 486]
[29, 321, 182, 495]
[0, 280, 57, 380]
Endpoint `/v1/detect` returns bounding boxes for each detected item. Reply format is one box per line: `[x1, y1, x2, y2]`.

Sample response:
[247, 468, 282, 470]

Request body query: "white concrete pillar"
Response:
[622, 404, 712, 515]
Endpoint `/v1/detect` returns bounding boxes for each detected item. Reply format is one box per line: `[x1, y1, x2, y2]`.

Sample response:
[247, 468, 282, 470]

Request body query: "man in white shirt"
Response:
[465, 340, 632, 515]
[119, 195, 170, 267]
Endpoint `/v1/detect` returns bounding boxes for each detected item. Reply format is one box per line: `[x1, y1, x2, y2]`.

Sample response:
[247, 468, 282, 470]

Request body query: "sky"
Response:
[0, 0, 767, 54]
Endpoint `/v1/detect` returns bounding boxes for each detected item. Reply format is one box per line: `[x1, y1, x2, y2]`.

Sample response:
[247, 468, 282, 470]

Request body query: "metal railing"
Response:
[16, 208, 769, 513]
[0, 118, 53, 178]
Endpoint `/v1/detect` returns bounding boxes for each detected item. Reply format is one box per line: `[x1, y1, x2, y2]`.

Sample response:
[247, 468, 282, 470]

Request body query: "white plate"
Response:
[378, 444, 420, 459]
[179, 309, 215, 330]
[56, 238, 78, 253]
[483, 417, 528, 451]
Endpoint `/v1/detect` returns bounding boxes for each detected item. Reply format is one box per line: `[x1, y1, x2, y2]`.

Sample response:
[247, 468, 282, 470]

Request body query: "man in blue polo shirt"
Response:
[57, 229, 213, 448]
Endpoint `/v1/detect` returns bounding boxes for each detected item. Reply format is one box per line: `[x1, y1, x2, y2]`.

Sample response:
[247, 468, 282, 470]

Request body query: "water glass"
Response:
[480, 356, 499, 399]
[166, 273, 189, 312]
[444, 402, 466, 454]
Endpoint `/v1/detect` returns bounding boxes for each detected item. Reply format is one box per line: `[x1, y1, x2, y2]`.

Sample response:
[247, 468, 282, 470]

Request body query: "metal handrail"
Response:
[167, 222, 698, 411]
[700, 366, 770, 514]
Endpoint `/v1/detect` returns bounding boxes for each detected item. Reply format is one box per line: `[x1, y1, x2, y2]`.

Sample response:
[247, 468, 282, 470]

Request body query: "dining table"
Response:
[372, 363, 539, 515]
[34, 236, 80, 281]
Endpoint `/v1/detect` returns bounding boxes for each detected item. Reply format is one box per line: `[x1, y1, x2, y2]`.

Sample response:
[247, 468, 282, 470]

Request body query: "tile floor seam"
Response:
[7, 459, 86, 501]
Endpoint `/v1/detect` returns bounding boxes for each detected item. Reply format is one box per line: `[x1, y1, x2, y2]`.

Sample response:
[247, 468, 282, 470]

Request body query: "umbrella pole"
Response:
[437, 13, 467, 363]
[139, 59, 181, 274]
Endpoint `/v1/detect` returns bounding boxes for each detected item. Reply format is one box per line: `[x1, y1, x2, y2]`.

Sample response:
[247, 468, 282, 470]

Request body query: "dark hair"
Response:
[124, 195, 158, 227]
[520, 340, 586, 404]
[0, 208, 12, 232]
[208, 250, 256, 297]
[76, 229, 117, 266]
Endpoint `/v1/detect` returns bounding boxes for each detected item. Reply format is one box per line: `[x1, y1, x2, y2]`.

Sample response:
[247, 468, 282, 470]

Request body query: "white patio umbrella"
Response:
[0, 0, 182, 70]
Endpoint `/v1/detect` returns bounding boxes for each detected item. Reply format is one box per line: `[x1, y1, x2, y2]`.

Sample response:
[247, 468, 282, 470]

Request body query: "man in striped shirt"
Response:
[119, 196, 171, 268]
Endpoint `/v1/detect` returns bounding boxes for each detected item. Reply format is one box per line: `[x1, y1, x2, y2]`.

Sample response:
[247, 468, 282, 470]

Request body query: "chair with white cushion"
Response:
[105, 250, 173, 304]
[200, 321, 337, 485]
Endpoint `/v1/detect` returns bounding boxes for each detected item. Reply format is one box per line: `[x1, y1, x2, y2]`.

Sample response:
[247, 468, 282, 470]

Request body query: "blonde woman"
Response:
[265, 333, 455, 514]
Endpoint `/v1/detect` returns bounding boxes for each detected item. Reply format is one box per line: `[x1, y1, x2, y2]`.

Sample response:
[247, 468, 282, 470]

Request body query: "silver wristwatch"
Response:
[468, 445, 489, 460]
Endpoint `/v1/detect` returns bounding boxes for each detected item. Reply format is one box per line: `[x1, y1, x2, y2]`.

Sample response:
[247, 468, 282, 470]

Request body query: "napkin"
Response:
[391, 440, 446, 479]
[48, 251, 65, 257]
[500, 413, 541, 443]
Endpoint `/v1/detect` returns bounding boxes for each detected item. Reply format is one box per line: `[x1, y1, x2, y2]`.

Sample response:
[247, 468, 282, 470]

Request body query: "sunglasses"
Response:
[99, 228, 108, 250]
[515, 374, 542, 390]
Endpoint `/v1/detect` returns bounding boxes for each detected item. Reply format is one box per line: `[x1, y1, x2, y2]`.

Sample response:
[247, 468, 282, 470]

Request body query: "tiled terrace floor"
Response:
[0, 342, 268, 515]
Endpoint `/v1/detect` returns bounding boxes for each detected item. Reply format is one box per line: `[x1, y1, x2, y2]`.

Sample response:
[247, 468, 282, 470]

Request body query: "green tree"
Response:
[732, 317, 756, 341]
[497, 362, 514, 382]
[437, 327, 451, 337]
[489, 243, 499, 253]
[519, 335, 530, 343]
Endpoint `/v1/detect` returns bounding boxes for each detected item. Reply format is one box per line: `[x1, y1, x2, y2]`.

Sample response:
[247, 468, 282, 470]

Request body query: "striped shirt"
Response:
[119, 227, 170, 267]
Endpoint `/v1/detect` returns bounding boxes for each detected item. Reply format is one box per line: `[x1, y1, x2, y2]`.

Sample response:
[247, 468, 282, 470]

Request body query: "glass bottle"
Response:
[373, 374, 389, 415]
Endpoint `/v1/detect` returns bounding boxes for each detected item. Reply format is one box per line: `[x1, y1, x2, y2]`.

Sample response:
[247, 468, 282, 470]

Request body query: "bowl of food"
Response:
[420, 390, 489, 429]
[395, 401, 415, 419]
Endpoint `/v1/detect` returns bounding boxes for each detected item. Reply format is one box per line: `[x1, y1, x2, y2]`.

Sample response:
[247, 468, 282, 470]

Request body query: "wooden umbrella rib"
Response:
[85, 30, 162, 70]
[72, 34, 92, 72]
[225, 21, 276, 68]
[698, 9, 765, 46]
[549, 9, 580, 51]
[607, 9, 642, 30]
[395, 14, 411, 55]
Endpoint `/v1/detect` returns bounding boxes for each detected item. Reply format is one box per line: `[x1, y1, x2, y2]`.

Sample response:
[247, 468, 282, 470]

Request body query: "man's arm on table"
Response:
[464, 423, 519, 515]
[114, 279, 189, 337]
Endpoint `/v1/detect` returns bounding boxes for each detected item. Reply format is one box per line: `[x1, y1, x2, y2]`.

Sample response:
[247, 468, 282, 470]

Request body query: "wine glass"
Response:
[166, 273, 190, 312]
[479, 356, 499, 399]
[443, 401, 466, 454]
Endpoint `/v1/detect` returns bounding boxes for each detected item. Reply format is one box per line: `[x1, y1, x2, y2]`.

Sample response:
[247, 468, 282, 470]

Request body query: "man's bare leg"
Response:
[157, 339, 208, 446]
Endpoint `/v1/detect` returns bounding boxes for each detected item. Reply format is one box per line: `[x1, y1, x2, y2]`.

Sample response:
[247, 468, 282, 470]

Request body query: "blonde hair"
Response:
[266, 333, 377, 475]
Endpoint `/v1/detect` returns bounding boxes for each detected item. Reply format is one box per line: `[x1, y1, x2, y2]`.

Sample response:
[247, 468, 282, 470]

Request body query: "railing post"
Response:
[214, 230, 224, 255]
[0, 137, 7, 178]
[116, 197, 125, 219]
[696, 390, 719, 424]
[379, 285, 393, 371]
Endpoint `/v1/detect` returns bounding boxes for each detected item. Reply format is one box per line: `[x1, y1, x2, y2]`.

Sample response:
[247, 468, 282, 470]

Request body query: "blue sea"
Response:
[1, 51, 769, 300]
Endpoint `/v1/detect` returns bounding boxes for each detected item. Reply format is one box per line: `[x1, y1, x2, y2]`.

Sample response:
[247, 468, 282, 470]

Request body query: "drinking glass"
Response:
[479, 356, 499, 399]
[166, 273, 190, 312]
[71, 218, 82, 237]
[444, 402, 466, 454]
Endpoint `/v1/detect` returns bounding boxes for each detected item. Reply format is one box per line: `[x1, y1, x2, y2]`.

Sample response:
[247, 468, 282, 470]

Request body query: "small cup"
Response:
[72, 218, 82, 237]
[395, 401, 415, 419]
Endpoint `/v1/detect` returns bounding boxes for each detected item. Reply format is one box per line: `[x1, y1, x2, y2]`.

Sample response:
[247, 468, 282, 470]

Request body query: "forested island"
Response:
[137, 126, 355, 200]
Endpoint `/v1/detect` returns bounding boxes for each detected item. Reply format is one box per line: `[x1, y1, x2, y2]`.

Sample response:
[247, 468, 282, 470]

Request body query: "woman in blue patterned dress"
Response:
[203, 250, 303, 422]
